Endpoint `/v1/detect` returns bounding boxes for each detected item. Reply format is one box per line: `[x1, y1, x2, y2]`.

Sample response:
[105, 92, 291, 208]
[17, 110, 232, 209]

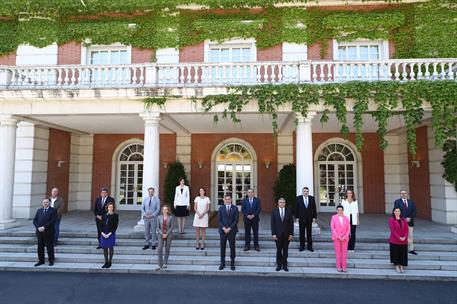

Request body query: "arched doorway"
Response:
[212, 140, 256, 210]
[116, 143, 144, 210]
[316, 142, 357, 212]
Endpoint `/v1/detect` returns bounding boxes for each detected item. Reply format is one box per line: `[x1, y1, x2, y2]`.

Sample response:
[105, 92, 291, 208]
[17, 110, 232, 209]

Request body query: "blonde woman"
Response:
[173, 178, 190, 234]
[156, 205, 174, 270]
[193, 187, 211, 250]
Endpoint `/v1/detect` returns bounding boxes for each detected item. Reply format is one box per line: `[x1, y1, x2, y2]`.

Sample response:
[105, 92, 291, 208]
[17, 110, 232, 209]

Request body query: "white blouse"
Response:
[341, 199, 359, 225]
[174, 185, 190, 207]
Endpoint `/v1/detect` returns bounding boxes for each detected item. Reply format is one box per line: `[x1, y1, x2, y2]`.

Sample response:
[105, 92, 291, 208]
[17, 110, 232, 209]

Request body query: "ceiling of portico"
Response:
[25, 111, 431, 135]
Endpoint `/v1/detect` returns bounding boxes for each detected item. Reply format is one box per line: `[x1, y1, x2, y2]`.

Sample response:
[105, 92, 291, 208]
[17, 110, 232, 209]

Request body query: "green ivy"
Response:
[442, 140, 457, 191]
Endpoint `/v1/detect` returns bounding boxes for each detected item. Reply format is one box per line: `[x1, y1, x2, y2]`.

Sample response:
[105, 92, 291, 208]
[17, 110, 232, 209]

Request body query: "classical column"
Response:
[135, 112, 161, 230]
[0, 115, 19, 229]
[296, 112, 316, 196]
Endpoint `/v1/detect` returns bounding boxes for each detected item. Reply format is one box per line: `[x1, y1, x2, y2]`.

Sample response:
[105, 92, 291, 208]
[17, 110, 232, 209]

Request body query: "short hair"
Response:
[199, 187, 206, 194]
[302, 187, 309, 191]
[247, 188, 254, 192]
[224, 194, 232, 199]
[105, 202, 116, 212]
[51, 187, 59, 192]
[178, 177, 185, 184]
[278, 197, 286, 203]
[148, 187, 155, 191]
[42, 198, 49, 203]
[162, 205, 172, 215]
[345, 189, 356, 201]
[101, 187, 109, 193]
[336, 204, 344, 210]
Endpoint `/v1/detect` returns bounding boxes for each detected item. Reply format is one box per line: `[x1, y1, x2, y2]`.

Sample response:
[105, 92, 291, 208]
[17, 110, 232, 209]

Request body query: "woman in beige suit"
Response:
[156, 205, 174, 270]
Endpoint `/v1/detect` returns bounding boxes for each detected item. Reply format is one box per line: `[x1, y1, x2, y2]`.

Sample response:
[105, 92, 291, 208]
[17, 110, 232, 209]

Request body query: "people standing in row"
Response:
[100, 202, 118, 268]
[94, 187, 114, 249]
[142, 187, 160, 250]
[394, 190, 417, 255]
[156, 205, 174, 270]
[295, 186, 317, 252]
[33, 198, 57, 267]
[218, 194, 239, 271]
[241, 189, 261, 251]
[331, 205, 350, 273]
[193, 188, 211, 250]
[389, 207, 409, 273]
[48, 187, 64, 245]
[341, 189, 359, 253]
[174, 178, 190, 234]
[271, 197, 293, 272]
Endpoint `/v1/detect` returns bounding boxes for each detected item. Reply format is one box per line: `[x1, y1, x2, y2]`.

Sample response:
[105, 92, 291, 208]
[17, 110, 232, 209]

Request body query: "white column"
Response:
[296, 112, 316, 196]
[0, 115, 19, 229]
[135, 112, 161, 230]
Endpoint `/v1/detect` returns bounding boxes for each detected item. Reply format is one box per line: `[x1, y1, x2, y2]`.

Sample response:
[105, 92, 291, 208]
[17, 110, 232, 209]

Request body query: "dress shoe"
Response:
[34, 262, 44, 267]
[308, 248, 315, 252]
[299, 248, 305, 252]
[409, 250, 418, 255]
[255, 246, 260, 252]
[244, 247, 250, 251]
[218, 264, 225, 270]
[275, 266, 281, 271]
[48, 261, 54, 266]
[106, 263, 112, 268]
[101, 263, 108, 268]
[283, 266, 289, 272]
[163, 264, 167, 269]
[96, 246, 101, 249]
[231, 264, 235, 271]
[142, 245, 150, 250]
[151, 246, 156, 250]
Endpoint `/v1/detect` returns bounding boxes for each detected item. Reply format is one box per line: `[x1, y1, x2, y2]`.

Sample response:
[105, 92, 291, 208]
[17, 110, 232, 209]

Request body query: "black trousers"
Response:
[244, 218, 259, 247]
[36, 230, 54, 263]
[220, 231, 236, 264]
[298, 219, 313, 249]
[95, 217, 102, 245]
[349, 215, 357, 250]
[275, 234, 290, 267]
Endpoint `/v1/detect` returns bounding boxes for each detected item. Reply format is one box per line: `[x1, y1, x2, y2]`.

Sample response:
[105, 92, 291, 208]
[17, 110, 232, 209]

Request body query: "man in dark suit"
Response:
[241, 188, 261, 251]
[93, 187, 115, 249]
[48, 187, 64, 245]
[33, 198, 57, 266]
[295, 186, 317, 252]
[394, 190, 417, 255]
[271, 197, 294, 272]
[218, 194, 239, 271]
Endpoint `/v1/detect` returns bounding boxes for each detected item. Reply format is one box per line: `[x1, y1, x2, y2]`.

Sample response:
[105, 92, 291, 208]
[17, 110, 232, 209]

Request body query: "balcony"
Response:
[0, 58, 456, 90]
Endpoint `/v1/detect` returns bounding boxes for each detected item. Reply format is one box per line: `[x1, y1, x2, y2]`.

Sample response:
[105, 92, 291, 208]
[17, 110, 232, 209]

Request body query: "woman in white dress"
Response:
[193, 187, 211, 250]
[341, 189, 359, 252]
[173, 178, 190, 234]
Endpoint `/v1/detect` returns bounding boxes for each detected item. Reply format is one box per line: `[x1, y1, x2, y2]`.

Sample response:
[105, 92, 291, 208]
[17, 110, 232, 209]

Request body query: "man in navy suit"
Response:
[394, 190, 418, 255]
[218, 194, 239, 271]
[241, 188, 261, 251]
[271, 197, 294, 272]
[33, 198, 57, 266]
[93, 187, 115, 249]
[295, 186, 317, 252]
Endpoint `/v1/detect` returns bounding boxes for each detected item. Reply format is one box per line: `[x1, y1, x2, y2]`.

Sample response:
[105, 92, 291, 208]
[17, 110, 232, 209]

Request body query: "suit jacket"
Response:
[93, 196, 115, 217]
[271, 207, 294, 237]
[49, 196, 64, 219]
[388, 217, 409, 245]
[156, 215, 174, 237]
[241, 196, 261, 222]
[393, 198, 416, 227]
[142, 195, 160, 220]
[218, 204, 239, 234]
[174, 185, 190, 207]
[295, 195, 317, 221]
[100, 213, 119, 234]
[33, 207, 57, 233]
[330, 214, 350, 241]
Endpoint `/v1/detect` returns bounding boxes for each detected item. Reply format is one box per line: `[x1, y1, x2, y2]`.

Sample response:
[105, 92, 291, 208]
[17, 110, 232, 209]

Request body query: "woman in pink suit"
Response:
[331, 205, 350, 272]
[389, 207, 409, 273]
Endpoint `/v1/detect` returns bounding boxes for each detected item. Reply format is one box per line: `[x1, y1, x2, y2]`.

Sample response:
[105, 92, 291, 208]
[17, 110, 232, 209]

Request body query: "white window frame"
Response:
[204, 39, 257, 63]
[81, 43, 132, 65]
[332, 39, 389, 61]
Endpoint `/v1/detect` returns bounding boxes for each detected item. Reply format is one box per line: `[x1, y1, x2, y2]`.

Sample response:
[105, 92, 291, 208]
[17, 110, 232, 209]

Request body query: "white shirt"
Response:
[280, 207, 285, 220]
[50, 197, 57, 208]
[339, 215, 344, 225]
[341, 199, 359, 225]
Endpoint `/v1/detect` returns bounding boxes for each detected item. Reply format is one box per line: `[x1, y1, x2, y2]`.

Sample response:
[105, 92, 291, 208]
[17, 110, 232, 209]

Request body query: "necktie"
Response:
[102, 197, 105, 205]
[249, 198, 253, 207]
[403, 199, 408, 208]
[44, 208, 47, 213]
[305, 197, 308, 208]
[280, 208, 284, 221]
[149, 197, 152, 208]
[227, 205, 230, 215]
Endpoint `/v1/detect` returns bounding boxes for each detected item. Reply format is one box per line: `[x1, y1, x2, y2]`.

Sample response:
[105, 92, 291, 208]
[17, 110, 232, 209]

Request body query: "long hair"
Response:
[345, 189, 356, 201]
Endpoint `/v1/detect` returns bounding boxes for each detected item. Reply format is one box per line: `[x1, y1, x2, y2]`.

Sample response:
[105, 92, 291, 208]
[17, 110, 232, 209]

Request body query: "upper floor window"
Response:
[82, 44, 131, 65]
[337, 43, 381, 61]
[205, 39, 256, 63]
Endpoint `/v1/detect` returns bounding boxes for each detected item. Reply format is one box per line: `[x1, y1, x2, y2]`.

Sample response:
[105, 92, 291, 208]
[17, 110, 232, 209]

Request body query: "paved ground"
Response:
[0, 272, 455, 304]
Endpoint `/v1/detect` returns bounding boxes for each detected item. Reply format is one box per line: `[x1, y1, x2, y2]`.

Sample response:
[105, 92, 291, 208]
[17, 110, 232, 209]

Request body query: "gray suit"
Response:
[49, 196, 64, 243]
[142, 196, 160, 247]
[156, 215, 174, 267]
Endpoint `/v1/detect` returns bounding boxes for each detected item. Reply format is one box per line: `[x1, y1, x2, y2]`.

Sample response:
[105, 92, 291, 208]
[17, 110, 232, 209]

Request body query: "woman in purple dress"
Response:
[100, 202, 119, 268]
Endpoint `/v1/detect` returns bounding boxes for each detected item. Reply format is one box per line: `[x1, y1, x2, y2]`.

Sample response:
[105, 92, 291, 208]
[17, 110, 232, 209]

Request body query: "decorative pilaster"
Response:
[296, 112, 316, 196]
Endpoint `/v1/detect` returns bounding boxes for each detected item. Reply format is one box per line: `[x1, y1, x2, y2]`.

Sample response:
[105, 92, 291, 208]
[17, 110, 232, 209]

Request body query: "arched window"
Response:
[215, 143, 253, 206]
[117, 144, 144, 209]
[317, 143, 357, 212]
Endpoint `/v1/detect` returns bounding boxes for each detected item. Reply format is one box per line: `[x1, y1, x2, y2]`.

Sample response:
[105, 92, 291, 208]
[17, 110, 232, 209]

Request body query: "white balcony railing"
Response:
[0, 59, 456, 89]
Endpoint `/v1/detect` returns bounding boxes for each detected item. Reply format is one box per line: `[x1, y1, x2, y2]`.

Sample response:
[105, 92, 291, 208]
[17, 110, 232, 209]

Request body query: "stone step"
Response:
[0, 261, 455, 281]
[1, 236, 455, 252]
[0, 243, 456, 261]
[0, 252, 455, 271]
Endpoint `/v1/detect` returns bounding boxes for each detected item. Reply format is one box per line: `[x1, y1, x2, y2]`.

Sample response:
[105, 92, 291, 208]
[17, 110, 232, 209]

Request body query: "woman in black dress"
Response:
[100, 202, 119, 268]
